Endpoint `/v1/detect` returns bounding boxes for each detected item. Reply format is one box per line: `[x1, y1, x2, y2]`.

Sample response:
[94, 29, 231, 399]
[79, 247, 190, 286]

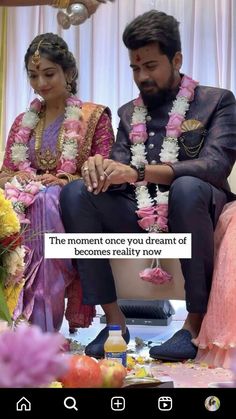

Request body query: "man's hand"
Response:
[82, 154, 138, 194]
[101, 160, 138, 192]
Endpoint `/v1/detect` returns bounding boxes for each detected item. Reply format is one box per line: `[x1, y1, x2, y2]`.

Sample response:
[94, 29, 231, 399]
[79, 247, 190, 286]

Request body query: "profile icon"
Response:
[204, 396, 220, 411]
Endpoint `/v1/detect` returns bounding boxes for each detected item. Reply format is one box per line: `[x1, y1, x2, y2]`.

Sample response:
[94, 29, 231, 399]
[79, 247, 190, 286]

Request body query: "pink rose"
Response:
[129, 131, 148, 144]
[129, 123, 148, 143]
[18, 162, 35, 173]
[24, 183, 41, 195]
[177, 86, 194, 101]
[181, 75, 198, 90]
[177, 75, 198, 101]
[133, 96, 143, 106]
[15, 127, 31, 143]
[66, 97, 82, 107]
[154, 204, 168, 217]
[136, 206, 155, 218]
[166, 113, 184, 137]
[63, 120, 82, 132]
[60, 159, 77, 174]
[5, 185, 20, 199]
[30, 98, 42, 113]
[18, 192, 36, 207]
[155, 215, 168, 232]
[138, 215, 156, 230]
[140, 267, 172, 284]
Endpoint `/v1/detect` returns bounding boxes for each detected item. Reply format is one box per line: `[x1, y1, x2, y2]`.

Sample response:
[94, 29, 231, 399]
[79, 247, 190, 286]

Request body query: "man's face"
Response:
[129, 43, 182, 106]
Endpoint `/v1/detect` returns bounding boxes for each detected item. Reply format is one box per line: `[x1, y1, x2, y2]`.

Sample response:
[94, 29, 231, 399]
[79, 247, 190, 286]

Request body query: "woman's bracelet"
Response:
[51, 0, 71, 8]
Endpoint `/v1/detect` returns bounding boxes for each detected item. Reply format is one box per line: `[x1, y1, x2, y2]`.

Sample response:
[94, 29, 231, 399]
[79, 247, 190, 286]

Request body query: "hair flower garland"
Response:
[10, 96, 85, 175]
[129, 75, 199, 284]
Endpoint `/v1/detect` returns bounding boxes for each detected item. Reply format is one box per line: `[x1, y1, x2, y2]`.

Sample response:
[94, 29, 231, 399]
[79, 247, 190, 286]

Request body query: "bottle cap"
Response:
[108, 325, 121, 331]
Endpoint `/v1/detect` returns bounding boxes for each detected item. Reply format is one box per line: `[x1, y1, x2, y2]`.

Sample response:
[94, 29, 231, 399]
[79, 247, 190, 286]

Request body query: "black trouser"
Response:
[60, 176, 227, 313]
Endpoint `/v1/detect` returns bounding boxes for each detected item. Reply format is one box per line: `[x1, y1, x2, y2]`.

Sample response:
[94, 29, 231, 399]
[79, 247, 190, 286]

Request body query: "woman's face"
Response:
[27, 55, 68, 102]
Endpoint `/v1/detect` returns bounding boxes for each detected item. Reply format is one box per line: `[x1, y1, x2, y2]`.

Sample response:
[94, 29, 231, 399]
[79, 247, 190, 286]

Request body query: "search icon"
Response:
[64, 397, 78, 411]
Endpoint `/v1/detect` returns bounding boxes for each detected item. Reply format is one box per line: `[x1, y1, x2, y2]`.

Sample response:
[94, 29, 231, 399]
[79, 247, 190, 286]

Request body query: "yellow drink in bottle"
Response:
[104, 325, 127, 367]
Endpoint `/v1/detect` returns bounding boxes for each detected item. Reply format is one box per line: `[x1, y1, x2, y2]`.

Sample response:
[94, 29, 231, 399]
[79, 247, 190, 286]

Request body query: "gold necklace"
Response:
[34, 113, 65, 172]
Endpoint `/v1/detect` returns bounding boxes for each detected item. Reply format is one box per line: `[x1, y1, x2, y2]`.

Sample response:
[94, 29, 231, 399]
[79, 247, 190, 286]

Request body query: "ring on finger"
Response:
[83, 166, 89, 172]
[104, 171, 109, 177]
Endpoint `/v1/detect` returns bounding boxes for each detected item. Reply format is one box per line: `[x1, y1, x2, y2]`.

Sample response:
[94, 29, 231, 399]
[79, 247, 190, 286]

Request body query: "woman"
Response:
[193, 200, 236, 368]
[0, 33, 114, 332]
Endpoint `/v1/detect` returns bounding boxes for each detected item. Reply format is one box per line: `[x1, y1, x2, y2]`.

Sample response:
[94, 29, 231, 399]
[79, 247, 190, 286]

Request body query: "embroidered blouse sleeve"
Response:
[90, 111, 114, 158]
[1, 114, 24, 172]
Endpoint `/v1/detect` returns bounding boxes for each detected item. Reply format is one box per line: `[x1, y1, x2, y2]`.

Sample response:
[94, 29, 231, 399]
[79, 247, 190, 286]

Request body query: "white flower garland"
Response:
[10, 96, 84, 174]
[130, 75, 199, 232]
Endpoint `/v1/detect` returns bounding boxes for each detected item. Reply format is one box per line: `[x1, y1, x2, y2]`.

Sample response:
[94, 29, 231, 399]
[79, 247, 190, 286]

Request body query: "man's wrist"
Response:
[130, 163, 146, 182]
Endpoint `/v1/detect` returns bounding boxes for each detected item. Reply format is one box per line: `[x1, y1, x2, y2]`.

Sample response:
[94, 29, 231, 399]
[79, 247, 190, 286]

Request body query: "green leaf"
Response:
[0, 281, 12, 324]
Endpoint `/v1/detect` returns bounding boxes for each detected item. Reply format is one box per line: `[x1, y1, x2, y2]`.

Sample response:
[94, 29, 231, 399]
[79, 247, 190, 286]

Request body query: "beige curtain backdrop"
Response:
[0, 0, 235, 189]
[0, 7, 7, 153]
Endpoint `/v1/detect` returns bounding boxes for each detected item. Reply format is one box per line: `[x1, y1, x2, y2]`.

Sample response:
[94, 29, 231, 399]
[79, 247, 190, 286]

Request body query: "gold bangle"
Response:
[51, 0, 70, 8]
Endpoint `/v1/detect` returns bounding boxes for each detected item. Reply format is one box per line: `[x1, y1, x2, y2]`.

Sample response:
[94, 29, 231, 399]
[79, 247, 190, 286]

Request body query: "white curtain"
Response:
[2, 0, 236, 144]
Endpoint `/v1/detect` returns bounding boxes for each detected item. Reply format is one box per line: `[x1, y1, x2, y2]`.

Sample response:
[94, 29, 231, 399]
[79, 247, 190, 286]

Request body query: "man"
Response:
[60, 10, 236, 361]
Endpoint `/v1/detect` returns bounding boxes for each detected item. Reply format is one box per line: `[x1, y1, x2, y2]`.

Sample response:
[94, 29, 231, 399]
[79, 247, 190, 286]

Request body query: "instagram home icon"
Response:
[158, 396, 173, 411]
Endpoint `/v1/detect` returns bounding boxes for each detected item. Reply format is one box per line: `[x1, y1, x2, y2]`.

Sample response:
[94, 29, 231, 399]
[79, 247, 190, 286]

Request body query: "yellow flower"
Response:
[3, 280, 25, 316]
[0, 190, 20, 240]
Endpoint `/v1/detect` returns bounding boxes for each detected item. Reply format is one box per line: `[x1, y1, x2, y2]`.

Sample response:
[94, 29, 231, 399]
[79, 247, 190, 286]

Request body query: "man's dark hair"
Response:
[123, 10, 181, 61]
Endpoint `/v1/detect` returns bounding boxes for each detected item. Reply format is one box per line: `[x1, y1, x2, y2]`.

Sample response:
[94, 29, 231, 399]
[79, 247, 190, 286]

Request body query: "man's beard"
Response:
[140, 71, 177, 109]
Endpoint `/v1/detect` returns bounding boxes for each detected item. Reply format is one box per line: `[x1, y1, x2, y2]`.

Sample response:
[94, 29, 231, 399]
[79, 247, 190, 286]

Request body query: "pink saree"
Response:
[193, 201, 236, 368]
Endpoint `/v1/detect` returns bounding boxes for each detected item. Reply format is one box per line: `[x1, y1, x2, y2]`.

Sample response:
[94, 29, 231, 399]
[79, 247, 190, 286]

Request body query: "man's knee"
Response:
[169, 176, 212, 220]
[170, 176, 211, 199]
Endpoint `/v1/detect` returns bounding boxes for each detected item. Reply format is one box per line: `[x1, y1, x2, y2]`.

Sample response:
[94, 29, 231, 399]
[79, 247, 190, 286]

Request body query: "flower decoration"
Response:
[0, 324, 67, 388]
[4, 176, 45, 224]
[10, 96, 85, 175]
[130, 75, 198, 283]
[0, 190, 25, 323]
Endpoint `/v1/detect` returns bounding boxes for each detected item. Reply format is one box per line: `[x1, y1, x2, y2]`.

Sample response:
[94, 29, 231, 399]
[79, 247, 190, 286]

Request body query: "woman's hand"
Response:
[82, 154, 107, 194]
[37, 173, 67, 187]
[16, 171, 36, 183]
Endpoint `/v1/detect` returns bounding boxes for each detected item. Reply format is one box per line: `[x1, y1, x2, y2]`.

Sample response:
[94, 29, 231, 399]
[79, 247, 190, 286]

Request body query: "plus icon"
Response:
[111, 397, 125, 411]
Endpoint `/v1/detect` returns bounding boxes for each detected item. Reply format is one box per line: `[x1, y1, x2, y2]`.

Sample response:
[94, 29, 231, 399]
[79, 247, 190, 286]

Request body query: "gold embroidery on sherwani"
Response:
[179, 119, 206, 158]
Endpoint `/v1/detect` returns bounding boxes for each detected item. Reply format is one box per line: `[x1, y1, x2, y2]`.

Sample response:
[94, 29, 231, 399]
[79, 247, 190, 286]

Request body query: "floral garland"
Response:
[129, 75, 198, 283]
[10, 96, 85, 174]
[4, 177, 44, 224]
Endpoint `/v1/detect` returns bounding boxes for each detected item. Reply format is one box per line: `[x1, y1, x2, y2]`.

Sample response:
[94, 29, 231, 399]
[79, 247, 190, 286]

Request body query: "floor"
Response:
[60, 301, 234, 388]
[60, 300, 186, 353]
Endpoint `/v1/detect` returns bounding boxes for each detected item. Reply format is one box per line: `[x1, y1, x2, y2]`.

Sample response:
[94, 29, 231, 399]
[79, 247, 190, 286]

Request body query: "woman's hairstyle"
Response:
[24, 33, 78, 94]
[122, 10, 181, 62]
